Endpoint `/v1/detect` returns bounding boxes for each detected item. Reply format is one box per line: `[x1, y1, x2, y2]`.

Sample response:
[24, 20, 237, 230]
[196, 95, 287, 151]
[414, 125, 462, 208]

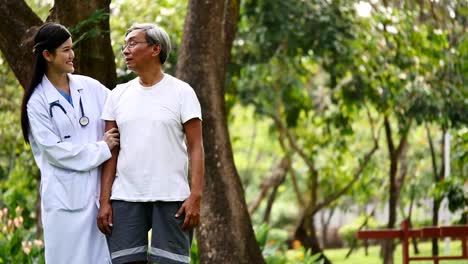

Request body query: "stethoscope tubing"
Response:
[49, 97, 88, 127]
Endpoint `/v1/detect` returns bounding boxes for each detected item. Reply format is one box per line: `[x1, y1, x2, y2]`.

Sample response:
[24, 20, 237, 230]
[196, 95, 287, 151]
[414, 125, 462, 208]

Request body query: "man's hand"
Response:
[97, 200, 113, 235]
[175, 193, 201, 230]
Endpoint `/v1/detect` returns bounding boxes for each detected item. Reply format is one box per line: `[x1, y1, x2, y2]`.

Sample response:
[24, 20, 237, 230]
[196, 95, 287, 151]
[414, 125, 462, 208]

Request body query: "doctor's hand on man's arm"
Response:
[103, 127, 119, 150]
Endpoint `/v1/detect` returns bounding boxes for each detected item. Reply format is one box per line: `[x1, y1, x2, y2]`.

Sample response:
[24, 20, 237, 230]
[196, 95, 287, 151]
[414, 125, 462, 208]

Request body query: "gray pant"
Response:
[107, 201, 193, 264]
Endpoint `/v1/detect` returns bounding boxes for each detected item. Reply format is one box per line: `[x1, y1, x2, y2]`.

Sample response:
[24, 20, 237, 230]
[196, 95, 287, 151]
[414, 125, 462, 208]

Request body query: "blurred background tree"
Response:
[0, 0, 466, 263]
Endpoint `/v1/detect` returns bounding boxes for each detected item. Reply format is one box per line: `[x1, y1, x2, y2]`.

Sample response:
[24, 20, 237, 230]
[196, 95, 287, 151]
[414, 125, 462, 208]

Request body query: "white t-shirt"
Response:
[101, 73, 202, 202]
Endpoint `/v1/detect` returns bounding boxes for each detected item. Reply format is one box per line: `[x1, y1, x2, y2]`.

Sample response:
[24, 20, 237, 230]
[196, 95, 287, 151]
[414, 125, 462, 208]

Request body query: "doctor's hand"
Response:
[103, 127, 119, 150]
[97, 201, 113, 235]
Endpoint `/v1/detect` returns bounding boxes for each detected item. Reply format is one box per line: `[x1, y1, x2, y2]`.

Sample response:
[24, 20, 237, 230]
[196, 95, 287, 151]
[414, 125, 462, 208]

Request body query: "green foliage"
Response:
[232, 0, 358, 129]
[69, 9, 110, 48]
[0, 207, 44, 264]
[431, 178, 467, 224]
[190, 238, 199, 264]
[254, 223, 323, 264]
[24, 0, 52, 20]
[0, 50, 41, 262]
[452, 128, 468, 178]
[344, 3, 467, 128]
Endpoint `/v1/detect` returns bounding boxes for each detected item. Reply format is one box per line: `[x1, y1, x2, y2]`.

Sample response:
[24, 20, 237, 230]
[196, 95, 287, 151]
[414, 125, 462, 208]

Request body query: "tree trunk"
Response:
[407, 193, 419, 254]
[262, 171, 286, 223]
[0, 0, 116, 89]
[294, 211, 332, 264]
[382, 116, 410, 264]
[49, 0, 116, 88]
[0, 0, 42, 88]
[320, 207, 335, 248]
[176, 1, 265, 263]
[426, 124, 447, 256]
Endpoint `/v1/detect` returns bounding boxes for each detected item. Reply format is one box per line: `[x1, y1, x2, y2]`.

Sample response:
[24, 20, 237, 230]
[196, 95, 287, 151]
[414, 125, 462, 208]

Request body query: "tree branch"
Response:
[222, 0, 240, 66]
[274, 118, 305, 206]
[249, 157, 289, 214]
[384, 115, 395, 155]
[425, 122, 439, 181]
[0, 0, 42, 88]
[287, 160, 305, 206]
[395, 119, 412, 159]
[312, 114, 380, 214]
[270, 114, 317, 174]
[313, 140, 378, 214]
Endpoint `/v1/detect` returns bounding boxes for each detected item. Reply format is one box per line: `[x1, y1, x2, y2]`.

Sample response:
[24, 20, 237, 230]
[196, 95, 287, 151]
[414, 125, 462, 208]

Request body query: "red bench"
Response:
[356, 219, 468, 264]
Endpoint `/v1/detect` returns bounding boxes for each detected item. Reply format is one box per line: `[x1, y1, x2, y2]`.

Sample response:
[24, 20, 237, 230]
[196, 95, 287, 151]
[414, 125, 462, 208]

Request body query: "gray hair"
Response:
[126, 23, 171, 64]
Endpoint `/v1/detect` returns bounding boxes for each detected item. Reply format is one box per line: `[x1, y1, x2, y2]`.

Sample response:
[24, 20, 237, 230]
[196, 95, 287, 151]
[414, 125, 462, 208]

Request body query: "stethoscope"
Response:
[49, 96, 89, 127]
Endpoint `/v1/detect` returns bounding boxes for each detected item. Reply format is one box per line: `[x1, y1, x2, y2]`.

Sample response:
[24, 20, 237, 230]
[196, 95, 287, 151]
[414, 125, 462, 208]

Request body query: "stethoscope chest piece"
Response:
[79, 116, 89, 126]
[49, 92, 89, 127]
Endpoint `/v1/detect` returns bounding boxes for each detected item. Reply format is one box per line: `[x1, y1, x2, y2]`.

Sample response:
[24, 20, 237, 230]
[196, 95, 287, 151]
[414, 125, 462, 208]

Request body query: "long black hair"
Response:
[20, 23, 71, 143]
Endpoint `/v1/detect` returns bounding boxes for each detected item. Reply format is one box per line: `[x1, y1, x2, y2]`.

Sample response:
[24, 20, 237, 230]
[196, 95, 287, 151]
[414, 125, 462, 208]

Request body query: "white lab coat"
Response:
[27, 74, 112, 264]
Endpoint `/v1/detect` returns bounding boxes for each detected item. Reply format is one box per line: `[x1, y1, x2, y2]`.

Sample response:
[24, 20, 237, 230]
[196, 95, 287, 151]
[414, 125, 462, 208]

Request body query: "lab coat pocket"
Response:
[53, 169, 90, 211]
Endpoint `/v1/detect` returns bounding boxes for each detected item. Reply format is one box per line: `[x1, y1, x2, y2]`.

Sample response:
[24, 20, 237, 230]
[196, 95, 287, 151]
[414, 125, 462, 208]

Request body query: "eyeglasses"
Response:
[121, 41, 148, 51]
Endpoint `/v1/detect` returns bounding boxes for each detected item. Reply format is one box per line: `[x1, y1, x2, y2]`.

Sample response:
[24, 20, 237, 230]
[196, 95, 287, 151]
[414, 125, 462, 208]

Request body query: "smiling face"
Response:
[44, 37, 75, 74]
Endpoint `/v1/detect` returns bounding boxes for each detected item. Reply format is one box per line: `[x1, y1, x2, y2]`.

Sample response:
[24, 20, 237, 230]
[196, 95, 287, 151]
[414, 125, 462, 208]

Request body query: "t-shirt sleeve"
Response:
[180, 85, 202, 124]
[101, 91, 115, 121]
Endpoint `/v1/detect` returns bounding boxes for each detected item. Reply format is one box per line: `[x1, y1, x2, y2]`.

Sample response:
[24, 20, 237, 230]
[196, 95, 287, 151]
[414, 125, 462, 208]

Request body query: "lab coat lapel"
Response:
[68, 74, 84, 126]
[41, 75, 62, 105]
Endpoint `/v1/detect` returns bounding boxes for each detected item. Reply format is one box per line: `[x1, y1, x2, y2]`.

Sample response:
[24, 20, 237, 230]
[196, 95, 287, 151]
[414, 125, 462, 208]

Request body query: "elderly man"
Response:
[97, 23, 204, 264]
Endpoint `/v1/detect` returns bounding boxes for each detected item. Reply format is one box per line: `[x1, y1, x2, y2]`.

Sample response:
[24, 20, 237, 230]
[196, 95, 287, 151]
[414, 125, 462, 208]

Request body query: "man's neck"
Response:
[138, 67, 164, 87]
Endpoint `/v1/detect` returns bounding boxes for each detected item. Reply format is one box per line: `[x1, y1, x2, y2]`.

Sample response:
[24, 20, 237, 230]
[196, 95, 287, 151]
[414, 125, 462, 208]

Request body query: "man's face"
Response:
[122, 30, 153, 72]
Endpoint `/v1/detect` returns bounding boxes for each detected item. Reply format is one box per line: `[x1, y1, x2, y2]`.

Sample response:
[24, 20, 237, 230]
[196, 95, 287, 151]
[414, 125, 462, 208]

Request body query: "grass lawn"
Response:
[325, 240, 468, 264]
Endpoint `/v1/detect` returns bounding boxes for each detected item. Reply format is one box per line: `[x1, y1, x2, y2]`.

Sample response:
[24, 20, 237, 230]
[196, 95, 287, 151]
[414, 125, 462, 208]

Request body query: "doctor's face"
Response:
[47, 37, 75, 74]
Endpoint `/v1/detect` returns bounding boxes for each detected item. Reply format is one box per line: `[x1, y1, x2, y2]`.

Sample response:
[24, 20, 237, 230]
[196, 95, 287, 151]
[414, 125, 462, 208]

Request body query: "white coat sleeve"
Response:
[27, 99, 112, 172]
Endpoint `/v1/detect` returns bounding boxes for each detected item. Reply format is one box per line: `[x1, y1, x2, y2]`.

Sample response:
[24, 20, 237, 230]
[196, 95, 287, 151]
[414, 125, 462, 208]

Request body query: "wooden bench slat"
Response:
[410, 256, 468, 261]
[356, 221, 468, 263]
[439, 226, 468, 237]
[421, 227, 442, 238]
[357, 230, 401, 239]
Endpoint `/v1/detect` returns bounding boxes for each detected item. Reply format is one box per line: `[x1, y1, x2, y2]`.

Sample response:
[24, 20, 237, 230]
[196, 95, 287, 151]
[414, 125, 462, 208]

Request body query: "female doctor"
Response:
[20, 23, 118, 263]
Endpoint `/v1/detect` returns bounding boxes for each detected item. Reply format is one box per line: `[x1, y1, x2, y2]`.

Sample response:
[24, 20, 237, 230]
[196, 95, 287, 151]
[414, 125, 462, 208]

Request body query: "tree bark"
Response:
[294, 211, 332, 264]
[407, 191, 419, 255]
[426, 123, 447, 256]
[320, 207, 336, 248]
[48, 0, 116, 88]
[262, 165, 287, 223]
[382, 116, 410, 264]
[0, 0, 116, 89]
[176, 1, 265, 263]
[0, 0, 42, 88]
